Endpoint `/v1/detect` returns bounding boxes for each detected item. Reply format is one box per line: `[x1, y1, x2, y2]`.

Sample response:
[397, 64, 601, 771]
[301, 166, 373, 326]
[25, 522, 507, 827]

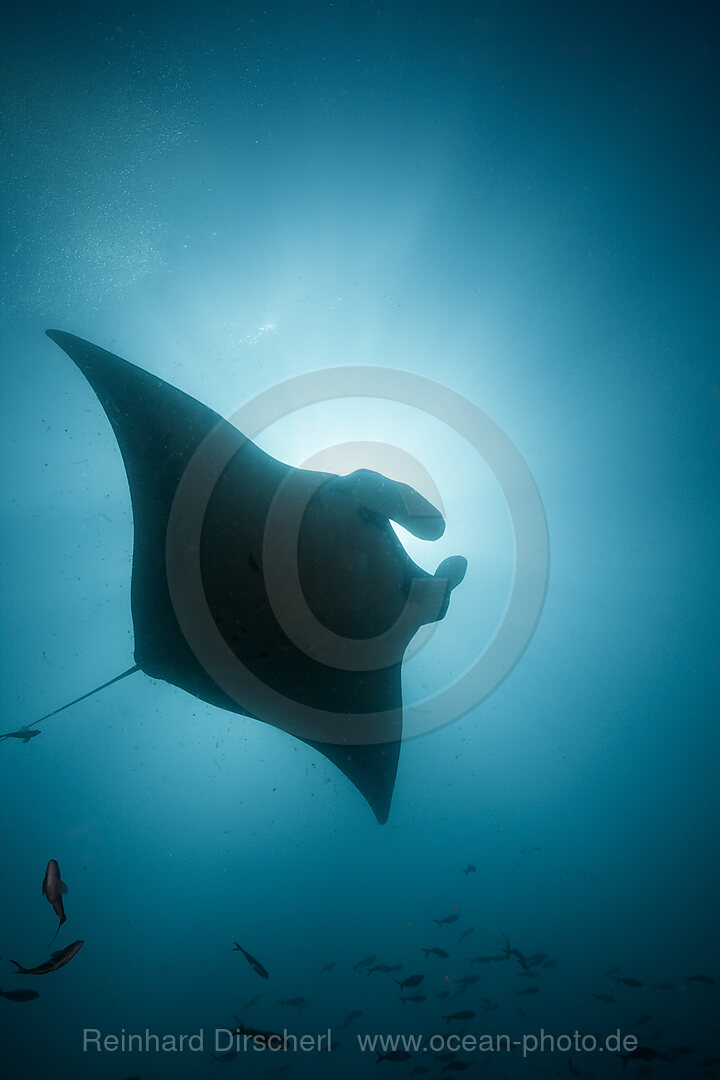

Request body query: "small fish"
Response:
[461, 865, 476, 877]
[212, 1050, 239, 1061]
[318, 962, 336, 973]
[422, 948, 449, 959]
[234, 1020, 292, 1049]
[668, 1046, 695, 1055]
[434, 915, 459, 928]
[436, 990, 451, 999]
[277, 997, 308, 1012]
[368, 964, 403, 975]
[542, 958, 557, 969]
[568, 1056, 581, 1077]
[514, 987, 540, 996]
[401, 994, 427, 1004]
[633, 1015, 652, 1026]
[698, 1056, 720, 1069]
[456, 974, 480, 988]
[376, 1050, 412, 1063]
[42, 859, 68, 947]
[0, 987, 40, 1002]
[687, 974, 715, 985]
[10, 940, 84, 975]
[604, 965, 621, 976]
[242, 994, 260, 1009]
[618, 1046, 672, 1067]
[232, 943, 269, 979]
[339, 1010, 363, 1029]
[442, 1011, 476, 1024]
[395, 974, 424, 991]
[0, 726, 41, 743]
[442, 1064, 471, 1073]
[592, 994, 616, 1004]
[479, 998, 498, 1010]
[458, 928, 474, 943]
[613, 977, 643, 988]
[527, 953, 549, 967]
[353, 955, 376, 972]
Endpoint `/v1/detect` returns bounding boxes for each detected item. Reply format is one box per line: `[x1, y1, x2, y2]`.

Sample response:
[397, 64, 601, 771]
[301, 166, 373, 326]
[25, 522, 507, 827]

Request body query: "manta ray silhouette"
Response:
[38, 331, 466, 822]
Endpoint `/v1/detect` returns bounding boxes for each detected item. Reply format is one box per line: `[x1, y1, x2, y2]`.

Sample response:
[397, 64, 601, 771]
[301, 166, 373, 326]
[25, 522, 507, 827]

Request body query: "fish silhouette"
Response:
[0, 987, 40, 1002]
[10, 940, 84, 975]
[32, 331, 466, 824]
[0, 726, 41, 744]
[232, 943, 269, 979]
[42, 859, 68, 947]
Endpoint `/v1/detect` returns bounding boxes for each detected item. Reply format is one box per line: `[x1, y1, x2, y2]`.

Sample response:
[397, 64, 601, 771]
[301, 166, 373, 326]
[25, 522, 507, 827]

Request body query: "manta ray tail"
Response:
[32, 665, 141, 727]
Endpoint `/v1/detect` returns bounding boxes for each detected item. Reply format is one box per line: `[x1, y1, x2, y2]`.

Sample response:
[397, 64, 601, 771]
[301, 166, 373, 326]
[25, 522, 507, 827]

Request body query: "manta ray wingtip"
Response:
[46, 328, 76, 350]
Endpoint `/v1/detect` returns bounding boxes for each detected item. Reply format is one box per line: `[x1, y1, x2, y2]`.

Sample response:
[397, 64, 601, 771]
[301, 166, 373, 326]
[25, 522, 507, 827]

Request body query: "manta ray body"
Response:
[37, 331, 466, 822]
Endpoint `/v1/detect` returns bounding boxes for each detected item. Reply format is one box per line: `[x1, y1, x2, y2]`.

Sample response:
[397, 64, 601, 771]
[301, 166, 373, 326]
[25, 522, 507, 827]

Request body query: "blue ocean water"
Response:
[1, 2, 718, 1078]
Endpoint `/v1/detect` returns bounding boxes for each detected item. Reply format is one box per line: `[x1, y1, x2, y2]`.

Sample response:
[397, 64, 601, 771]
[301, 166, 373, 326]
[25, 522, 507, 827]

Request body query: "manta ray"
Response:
[29, 331, 466, 823]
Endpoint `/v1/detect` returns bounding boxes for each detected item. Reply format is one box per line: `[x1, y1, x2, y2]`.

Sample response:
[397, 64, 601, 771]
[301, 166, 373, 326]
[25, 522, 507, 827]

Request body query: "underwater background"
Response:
[1, 1, 718, 1078]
